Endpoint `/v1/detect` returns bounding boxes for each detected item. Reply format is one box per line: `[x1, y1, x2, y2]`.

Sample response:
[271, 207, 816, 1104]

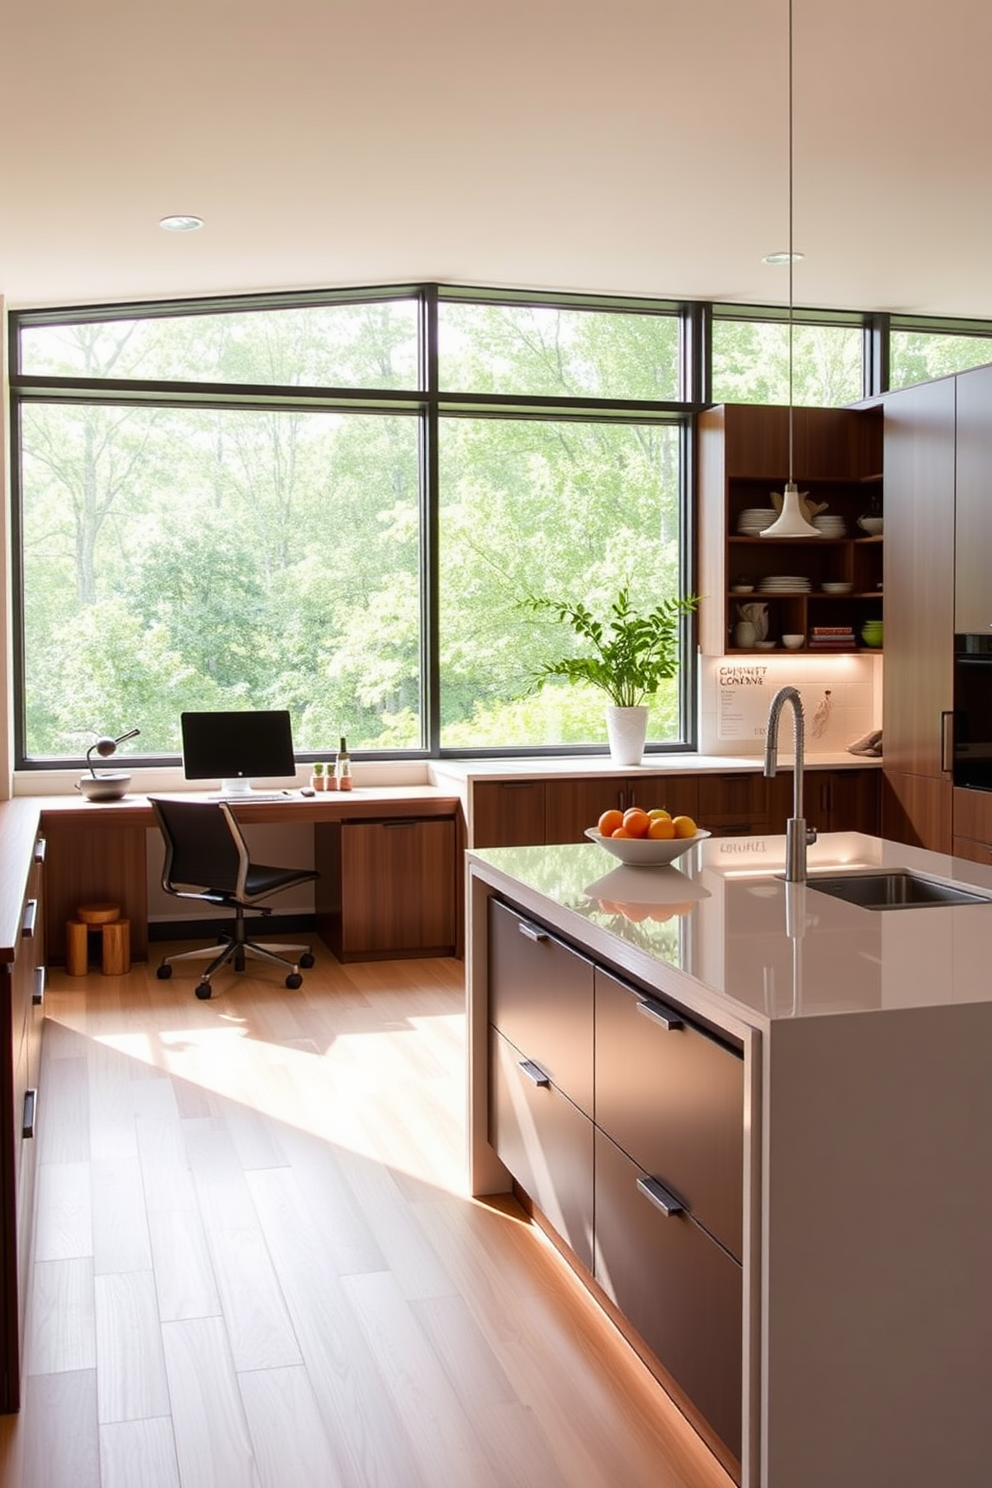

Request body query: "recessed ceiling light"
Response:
[763, 250, 804, 265]
[159, 215, 203, 233]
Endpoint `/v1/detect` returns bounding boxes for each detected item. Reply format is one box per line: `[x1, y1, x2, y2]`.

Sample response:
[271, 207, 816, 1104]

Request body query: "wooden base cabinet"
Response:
[1, 828, 46, 1413]
[317, 816, 457, 961]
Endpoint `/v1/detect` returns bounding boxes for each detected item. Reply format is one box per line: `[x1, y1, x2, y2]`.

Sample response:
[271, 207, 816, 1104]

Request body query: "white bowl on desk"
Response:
[75, 772, 131, 802]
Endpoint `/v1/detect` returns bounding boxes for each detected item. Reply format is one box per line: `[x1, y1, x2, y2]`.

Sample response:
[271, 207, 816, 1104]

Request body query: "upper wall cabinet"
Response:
[698, 404, 884, 656]
[954, 363, 992, 635]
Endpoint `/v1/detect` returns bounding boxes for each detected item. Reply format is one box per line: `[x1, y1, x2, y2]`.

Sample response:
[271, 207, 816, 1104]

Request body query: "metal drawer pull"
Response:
[34, 837, 47, 864]
[517, 921, 548, 943]
[636, 999, 684, 1031]
[637, 1175, 684, 1217]
[33, 966, 46, 1007]
[22, 899, 38, 939]
[518, 1059, 551, 1088]
[22, 1089, 37, 1140]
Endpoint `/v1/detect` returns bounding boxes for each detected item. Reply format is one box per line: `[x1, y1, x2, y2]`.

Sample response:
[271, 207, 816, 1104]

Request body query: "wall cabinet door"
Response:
[882, 379, 955, 800]
[472, 780, 546, 847]
[954, 363, 992, 634]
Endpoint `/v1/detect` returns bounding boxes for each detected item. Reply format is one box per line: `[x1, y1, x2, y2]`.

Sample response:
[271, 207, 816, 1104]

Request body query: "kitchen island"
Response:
[466, 831, 992, 1488]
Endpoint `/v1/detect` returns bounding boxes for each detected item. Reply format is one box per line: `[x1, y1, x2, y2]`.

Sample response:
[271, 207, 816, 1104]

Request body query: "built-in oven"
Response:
[953, 635, 992, 789]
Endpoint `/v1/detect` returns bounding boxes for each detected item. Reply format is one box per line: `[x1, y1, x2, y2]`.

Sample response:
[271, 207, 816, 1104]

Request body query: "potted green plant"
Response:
[521, 586, 698, 764]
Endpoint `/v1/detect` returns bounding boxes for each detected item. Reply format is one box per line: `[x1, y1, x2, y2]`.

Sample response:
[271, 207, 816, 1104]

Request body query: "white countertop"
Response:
[467, 831, 992, 1029]
[432, 751, 880, 785]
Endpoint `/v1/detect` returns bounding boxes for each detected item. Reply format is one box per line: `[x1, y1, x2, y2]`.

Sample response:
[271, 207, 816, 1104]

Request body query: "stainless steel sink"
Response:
[807, 869, 992, 910]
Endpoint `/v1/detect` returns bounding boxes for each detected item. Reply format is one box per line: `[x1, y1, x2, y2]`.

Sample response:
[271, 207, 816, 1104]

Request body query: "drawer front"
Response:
[489, 1028, 594, 1272]
[595, 967, 743, 1259]
[489, 899, 594, 1114]
[473, 781, 546, 847]
[594, 1128, 742, 1464]
[697, 773, 770, 835]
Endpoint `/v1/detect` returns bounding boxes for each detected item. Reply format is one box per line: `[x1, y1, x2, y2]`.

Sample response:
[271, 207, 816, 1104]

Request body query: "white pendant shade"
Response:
[760, 481, 822, 539]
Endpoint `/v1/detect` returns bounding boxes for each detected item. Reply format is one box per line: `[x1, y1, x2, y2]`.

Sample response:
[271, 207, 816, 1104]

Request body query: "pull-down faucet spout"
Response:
[764, 685, 817, 882]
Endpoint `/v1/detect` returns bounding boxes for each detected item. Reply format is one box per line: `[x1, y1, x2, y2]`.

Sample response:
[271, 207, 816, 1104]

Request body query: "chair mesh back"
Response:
[153, 799, 244, 893]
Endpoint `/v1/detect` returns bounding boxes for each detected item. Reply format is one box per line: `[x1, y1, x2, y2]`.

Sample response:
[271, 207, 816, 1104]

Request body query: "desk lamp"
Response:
[77, 727, 141, 801]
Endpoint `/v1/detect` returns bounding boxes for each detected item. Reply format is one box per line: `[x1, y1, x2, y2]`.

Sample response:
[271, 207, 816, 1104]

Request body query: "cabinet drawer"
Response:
[697, 774, 770, 836]
[473, 781, 546, 847]
[489, 1028, 594, 1272]
[489, 899, 594, 1115]
[594, 1128, 742, 1464]
[595, 967, 743, 1259]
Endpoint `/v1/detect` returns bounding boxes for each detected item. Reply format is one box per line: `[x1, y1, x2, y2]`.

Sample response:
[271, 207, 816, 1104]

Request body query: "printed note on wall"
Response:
[717, 663, 770, 740]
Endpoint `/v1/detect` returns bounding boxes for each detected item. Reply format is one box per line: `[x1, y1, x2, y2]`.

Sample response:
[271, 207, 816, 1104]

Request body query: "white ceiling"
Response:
[3, 0, 991, 318]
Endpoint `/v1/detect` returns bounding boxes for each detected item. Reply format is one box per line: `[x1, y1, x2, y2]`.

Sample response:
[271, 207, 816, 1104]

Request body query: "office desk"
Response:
[31, 788, 463, 964]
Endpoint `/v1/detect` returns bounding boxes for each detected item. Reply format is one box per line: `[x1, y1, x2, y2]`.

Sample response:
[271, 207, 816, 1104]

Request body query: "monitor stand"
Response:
[220, 778, 252, 795]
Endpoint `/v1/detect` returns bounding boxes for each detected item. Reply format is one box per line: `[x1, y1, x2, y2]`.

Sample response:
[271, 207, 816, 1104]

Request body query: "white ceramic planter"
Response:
[605, 705, 648, 766]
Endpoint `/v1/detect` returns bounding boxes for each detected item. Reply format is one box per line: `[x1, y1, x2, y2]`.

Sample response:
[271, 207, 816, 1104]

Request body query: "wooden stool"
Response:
[65, 903, 131, 977]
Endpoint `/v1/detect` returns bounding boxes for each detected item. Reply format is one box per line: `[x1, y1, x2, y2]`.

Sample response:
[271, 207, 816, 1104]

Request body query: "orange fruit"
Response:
[647, 808, 671, 821]
[647, 817, 676, 839]
[671, 814, 698, 838]
[621, 808, 650, 838]
[611, 827, 632, 838]
[597, 808, 624, 837]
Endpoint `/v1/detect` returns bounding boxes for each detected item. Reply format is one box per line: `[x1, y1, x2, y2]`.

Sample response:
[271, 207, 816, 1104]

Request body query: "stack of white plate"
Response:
[813, 514, 846, 536]
[821, 581, 853, 594]
[758, 575, 811, 592]
[737, 508, 777, 535]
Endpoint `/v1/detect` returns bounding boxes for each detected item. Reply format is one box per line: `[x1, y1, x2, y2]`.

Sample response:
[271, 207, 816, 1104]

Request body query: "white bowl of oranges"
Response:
[585, 805, 710, 866]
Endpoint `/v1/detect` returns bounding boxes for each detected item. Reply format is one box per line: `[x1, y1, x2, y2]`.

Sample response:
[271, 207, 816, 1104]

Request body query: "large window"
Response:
[12, 288, 693, 765]
[711, 306, 865, 406]
[888, 318, 992, 390]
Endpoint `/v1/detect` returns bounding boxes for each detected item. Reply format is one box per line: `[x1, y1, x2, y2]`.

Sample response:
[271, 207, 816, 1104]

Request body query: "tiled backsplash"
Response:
[698, 651, 882, 756]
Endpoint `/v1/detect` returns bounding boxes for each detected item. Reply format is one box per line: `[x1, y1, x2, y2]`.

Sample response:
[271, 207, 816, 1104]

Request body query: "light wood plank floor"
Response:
[0, 939, 733, 1488]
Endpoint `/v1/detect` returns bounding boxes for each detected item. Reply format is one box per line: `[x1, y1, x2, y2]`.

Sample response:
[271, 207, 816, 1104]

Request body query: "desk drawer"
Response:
[595, 967, 743, 1260]
[488, 899, 594, 1115]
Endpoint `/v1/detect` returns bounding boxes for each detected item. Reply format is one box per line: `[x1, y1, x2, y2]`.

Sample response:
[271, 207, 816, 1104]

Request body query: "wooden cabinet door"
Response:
[471, 780, 546, 847]
[544, 777, 628, 845]
[697, 773, 770, 836]
[882, 379, 955, 782]
[954, 363, 992, 633]
[806, 769, 881, 835]
[340, 818, 456, 958]
[881, 769, 953, 854]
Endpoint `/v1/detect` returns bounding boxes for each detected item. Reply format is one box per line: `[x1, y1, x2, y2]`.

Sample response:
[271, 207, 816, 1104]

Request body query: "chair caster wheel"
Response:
[195, 982, 212, 1000]
[285, 973, 303, 990]
[299, 953, 315, 968]
[156, 964, 173, 980]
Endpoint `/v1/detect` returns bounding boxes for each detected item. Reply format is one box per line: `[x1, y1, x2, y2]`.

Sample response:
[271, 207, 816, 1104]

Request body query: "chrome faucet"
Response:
[764, 685, 818, 882]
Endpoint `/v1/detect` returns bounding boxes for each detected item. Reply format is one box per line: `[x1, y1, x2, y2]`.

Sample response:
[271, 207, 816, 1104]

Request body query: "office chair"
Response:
[150, 796, 318, 1000]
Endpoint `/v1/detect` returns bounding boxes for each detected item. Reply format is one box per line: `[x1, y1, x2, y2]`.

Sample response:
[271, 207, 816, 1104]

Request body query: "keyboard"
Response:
[211, 792, 295, 804]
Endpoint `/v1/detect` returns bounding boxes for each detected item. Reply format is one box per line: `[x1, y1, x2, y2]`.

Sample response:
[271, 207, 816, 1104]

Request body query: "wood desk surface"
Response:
[30, 784, 461, 828]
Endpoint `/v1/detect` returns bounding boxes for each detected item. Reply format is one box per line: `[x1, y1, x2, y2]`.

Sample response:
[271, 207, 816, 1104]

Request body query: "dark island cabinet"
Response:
[594, 1128, 743, 1463]
[594, 967, 744, 1261]
[487, 893, 744, 1474]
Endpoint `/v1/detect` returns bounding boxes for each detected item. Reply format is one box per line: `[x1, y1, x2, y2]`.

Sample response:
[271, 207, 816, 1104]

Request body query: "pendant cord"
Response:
[787, 0, 795, 486]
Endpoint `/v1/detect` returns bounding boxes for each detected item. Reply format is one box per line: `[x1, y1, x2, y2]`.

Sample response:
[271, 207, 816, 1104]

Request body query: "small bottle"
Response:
[335, 735, 353, 791]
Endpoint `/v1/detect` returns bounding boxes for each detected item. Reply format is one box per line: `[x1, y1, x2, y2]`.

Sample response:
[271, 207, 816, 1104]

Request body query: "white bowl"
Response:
[75, 772, 131, 801]
[584, 826, 711, 866]
[781, 634, 804, 649]
[858, 516, 883, 535]
[821, 582, 852, 594]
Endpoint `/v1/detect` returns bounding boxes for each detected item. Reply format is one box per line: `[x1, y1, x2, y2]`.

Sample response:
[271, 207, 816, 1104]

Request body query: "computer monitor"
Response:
[180, 710, 297, 795]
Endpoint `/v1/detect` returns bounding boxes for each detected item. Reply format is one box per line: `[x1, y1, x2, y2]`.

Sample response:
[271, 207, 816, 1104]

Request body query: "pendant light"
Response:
[761, 0, 822, 541]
